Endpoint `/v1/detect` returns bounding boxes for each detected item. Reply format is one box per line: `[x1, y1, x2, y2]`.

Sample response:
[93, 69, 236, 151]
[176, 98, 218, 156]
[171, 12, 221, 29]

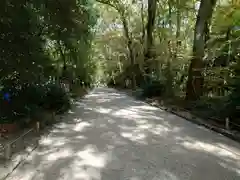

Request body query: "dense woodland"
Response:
[0, 0, 98, 125]
[0, 0, 239, 129]
[94, 0, 240, 128]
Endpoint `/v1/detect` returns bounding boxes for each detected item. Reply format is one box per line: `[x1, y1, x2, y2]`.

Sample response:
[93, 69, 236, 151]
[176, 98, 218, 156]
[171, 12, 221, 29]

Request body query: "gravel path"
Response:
[4, 88, 240, 180]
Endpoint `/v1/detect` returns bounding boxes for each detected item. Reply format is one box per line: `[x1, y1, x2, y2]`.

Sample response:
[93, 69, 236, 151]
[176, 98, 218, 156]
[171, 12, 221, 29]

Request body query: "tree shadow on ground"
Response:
[6, 88, 240, 180]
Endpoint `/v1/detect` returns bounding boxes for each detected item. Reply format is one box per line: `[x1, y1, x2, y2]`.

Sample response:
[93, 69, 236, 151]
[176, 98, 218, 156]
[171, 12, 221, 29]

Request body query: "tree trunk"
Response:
[165, 0, 173, 97]
[95, 0, 136, 88]
[145, 0, 157, 76]
[120, 12, 136, 88]
[57, 40, 67, 78]
[175, 0, 181, 60]
[140, 0, 145, 44]
[185, 0, 217, 101]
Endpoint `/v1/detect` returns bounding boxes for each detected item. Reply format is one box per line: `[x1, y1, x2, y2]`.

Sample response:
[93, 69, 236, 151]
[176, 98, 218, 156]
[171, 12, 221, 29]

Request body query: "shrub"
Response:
[225, 88, 240, 121]
[187, 97, 228, 118]
[0, 82, 46, 122]
[0, 80, 71, 124]
[42, 83, 71, 113]
[21, 83, 47, 107]
[107, 79, 115, 87]
[140, 80, 165, 99]
[225, 59, 240, 122]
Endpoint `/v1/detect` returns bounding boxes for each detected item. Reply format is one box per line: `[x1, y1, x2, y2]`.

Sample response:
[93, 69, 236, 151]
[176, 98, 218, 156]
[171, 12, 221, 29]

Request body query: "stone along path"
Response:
[4, 88, 240, 180]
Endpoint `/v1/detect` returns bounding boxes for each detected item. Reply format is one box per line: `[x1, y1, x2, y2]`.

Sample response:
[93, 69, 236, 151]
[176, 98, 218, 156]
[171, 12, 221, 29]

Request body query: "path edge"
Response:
[121, 89, 240, 144]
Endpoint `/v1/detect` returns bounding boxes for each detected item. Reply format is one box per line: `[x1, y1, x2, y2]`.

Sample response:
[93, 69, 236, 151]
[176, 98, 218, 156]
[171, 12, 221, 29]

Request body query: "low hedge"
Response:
[0, 81, 71, 124]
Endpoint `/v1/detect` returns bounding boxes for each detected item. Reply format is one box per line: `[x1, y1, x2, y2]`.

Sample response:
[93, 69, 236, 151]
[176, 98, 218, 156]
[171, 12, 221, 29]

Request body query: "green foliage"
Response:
[0, 83, 40, 123]
[0, 0, 98, 84]
[42, 83, 71, 113]
[94, 0, 240, 126]
[140, 80, 165, 99]
[225, 58, 240, 121]
[0, 1, 50, 81]
[0, 0, 98, 125]
[1, 0, 239, 128]
[0, 81, 71, 123]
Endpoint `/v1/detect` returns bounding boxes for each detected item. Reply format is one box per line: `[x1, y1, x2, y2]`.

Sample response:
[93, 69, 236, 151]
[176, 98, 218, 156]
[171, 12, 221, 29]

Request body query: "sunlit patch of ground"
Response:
[5, 88, 240, 180]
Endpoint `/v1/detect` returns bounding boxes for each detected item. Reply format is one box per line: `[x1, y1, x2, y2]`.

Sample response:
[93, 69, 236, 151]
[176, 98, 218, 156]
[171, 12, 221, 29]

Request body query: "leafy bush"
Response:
[42, 83, 71, 113]
[225, 86, 240, 121]
[225, 59, 240, 122]
[140, 80, 165, 98]
[107, 79, 116, 87]
[0, 82, 41, 122]
[21, 84, 47, 106]
[0, 80, 71, 123]
[187, 97, 227, 118]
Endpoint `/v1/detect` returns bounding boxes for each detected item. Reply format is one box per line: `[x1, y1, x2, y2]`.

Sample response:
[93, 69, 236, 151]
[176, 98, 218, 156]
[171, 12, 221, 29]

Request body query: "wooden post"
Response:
[5, 144, 11, 159]
[52, 112, 55, 121]
[160, 100, 163, 106]
[225, 117, 230, 130]
[36, 121, 40, 132]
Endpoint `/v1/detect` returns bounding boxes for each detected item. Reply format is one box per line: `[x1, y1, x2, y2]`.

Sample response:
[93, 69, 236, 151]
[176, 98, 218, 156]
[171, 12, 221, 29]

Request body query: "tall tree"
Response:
[185, 0, 217, 100]
[0, 0, 97, 85]
[95, 0, 137, 87]
[175, 0, 181, 59]
[145, 0, 157, 76]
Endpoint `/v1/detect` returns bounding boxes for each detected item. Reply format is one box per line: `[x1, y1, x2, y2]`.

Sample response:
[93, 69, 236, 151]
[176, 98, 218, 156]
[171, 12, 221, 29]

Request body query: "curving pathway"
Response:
[4, 88, 240, 180]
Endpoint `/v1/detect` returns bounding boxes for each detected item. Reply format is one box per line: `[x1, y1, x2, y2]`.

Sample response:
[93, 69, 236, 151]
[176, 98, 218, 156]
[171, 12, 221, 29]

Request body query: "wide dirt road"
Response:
[5, 88, 240, 180]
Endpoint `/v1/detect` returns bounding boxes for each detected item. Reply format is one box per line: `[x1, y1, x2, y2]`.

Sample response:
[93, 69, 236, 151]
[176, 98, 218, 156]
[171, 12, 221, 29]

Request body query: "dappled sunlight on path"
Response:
[5, 88, 240, 180]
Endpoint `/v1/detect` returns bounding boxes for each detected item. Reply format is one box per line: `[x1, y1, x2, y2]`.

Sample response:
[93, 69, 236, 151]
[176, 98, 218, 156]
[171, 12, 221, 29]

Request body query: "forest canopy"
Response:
[0, 0, 98, 122]
[0, 0, 98, 84]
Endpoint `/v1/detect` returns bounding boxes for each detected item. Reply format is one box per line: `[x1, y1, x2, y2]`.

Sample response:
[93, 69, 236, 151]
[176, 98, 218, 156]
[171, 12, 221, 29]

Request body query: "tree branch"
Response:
[95, 0, 119, 11]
